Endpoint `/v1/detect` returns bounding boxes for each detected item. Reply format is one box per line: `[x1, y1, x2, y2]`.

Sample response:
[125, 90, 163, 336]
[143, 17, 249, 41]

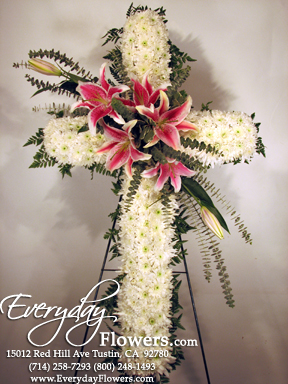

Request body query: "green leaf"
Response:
[78, 124, 89, 133]
[181, 177, 213, 206]
[66, 73, 90, 84]
[58, 163, 73, 178]
[201, 101, 213, 111]
[181, 177, 230, 233]
[151, 147, 168, 164]
[187, 56, 197, 62]
[142, 127, 154, 143]
[23, 128, 44, 147]
[31, 87, 51, 98]
[59, 80, 79, 94]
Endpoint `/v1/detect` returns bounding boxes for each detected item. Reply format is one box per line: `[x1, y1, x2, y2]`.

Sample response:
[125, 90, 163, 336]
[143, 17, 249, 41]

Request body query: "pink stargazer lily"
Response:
[136, 90, 197, 150]
[70, 63, 129, 135]
[119, 73, 170, 110]
[142, 158, 196, 192]
[96, 120, 151, 178]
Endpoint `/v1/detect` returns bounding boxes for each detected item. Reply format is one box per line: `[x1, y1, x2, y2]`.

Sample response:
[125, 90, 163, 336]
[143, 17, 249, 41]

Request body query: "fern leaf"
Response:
[86, 162, 118, 180]
[178, 192, 235, 307]
[28, 144, 57, 169]
[122, 166, 142, 212]
[23, 128, 44, 147]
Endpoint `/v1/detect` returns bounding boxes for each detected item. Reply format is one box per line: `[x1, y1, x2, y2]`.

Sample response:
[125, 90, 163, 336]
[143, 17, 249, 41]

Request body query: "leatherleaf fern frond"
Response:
[178, 191, 235, 308]
[23, 128, 45, 147]
[15, 49, 98, 99]
[121, 166, 143, 212]
[126, 4, 167, 20]
[28, 144, 57, 169]
[251, 113, 266, 158]
[181, 136, 217, 156]
[177, 172, 254, 308]
[103, 47, 131, 86]
[25, 74, 80, 99]
[168, 41, 196, 91]
[102, 28, 124, 46]
[86, 163, 118, 180]
[157, 275, 185, 384]
[99, 274, 126, 328]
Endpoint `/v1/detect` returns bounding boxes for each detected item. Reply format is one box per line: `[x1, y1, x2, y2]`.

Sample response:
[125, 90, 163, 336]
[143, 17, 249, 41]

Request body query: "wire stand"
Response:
[73, 197, 211, 384]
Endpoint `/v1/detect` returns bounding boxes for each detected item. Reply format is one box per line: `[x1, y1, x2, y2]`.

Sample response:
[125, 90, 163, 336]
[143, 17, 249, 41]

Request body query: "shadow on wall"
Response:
[169, 31, 236, 111]
[46, 168, 118, 238]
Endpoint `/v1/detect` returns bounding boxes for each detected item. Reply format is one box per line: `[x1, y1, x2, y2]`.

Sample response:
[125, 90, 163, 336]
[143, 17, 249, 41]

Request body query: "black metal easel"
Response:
[73, 197, 211, 384]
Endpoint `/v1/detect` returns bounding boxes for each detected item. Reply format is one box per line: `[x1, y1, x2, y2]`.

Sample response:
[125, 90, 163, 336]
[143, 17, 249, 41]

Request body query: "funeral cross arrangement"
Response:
[14, 4, 265, 382]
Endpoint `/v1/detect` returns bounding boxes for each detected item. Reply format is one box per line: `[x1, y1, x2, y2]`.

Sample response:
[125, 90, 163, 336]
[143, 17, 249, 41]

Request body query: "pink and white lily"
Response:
[142, 158, 196, 192]
[96, 119, 151, 178]
[136, 90, 197, 150]
[119, 73, 170, 110]
[70, 63, 129, 135]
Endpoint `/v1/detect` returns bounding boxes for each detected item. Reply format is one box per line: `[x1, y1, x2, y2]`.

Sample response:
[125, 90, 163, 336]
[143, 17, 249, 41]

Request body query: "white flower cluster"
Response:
[117, 176, 178, 377]
[121, 10, 171, 88]
[182, 110, 258, 167]
[44, 116, 107, 166]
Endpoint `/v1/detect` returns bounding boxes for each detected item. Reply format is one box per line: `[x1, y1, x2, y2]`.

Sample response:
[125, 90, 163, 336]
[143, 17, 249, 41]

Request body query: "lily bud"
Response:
[28, 58, 62, 76]
[201, 206, 224, 239]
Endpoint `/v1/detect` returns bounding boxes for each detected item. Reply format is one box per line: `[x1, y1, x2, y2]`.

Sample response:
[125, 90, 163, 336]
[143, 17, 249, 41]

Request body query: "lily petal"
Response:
[174, 162, 196, 177]
[101, 120, 128, 142]
[99, 63, 110, 92]
[132, 78, 149, 106]
[130, 146, 152, 162]
[159, 90, 169, 115]
[70, 100, 94, 112]
[143, 134, 160, 148]
[136, 104, 159, 122]
[108, 109, 126, 125]
[108, 84, 130, 99]
[176, 120, 198, 132]
[77, 82, 108, 106]
[123, 120, 137, 134]
[89, 105, 110, 134]
[170, 173, 182, 192]
[106, 143, 130, 171]
[143, 73, 153, 95]
[125, 157, 133, 178]
[161, 95, 192, 125]
[155, 163, 170, 191]
[142, 163, 160, 178]
[95, 141, 117, 154]
[115, 97, 136, 110]
[155, 123, 180, 150]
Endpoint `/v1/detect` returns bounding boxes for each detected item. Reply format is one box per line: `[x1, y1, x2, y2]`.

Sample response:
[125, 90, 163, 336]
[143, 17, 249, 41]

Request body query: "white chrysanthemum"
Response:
[117, 176, 178, 376]
[43, 116, 107, 166]
[121, 10, 171, 87]
[181, 110, 258, 167]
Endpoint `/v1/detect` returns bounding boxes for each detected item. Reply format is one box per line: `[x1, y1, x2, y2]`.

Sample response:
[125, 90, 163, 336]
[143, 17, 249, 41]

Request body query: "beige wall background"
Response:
[0, 0, 287, 383]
